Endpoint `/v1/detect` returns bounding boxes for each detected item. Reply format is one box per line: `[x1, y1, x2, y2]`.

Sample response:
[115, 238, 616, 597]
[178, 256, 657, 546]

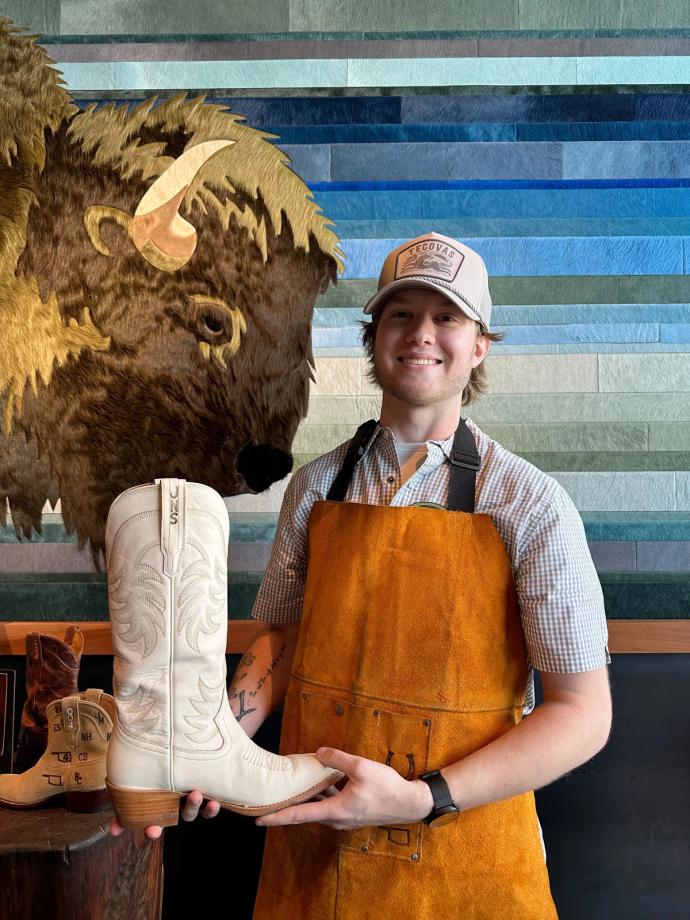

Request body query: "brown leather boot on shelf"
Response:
[0, 690, 113, 811]
[15, 626, 84, 772]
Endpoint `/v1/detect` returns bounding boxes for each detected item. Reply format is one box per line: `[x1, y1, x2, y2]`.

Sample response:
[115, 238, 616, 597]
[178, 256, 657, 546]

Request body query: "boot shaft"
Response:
[106, 479, 230, 764]
[24, 626, 84, 722]
[48, 691, 114, 793]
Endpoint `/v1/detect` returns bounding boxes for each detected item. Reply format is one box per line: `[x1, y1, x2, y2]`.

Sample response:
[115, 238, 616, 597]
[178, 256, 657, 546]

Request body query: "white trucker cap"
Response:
[363, 231, 492, 331]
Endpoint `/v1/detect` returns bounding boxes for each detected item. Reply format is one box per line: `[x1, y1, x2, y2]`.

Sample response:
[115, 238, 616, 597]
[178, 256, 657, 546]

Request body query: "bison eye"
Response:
[204, 314, 223, 334]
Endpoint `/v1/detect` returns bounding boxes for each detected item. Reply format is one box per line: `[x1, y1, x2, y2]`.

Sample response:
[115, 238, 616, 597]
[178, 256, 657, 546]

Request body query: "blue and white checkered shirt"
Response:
[252, 418, 610, 712]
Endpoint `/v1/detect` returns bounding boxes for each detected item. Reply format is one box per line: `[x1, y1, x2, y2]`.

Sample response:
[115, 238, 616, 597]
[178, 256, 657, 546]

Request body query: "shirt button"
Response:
[386, 476, 395, 484]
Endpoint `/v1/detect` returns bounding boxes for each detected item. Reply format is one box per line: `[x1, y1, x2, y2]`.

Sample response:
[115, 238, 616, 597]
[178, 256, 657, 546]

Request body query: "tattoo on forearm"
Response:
[248, 642, 287, 699]
[235, 690, 258, 723]
[238, 651, 256, 669]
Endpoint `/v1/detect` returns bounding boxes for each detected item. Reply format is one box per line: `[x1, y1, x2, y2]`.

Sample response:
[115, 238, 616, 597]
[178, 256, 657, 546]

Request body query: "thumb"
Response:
[315, 746, 360, 775]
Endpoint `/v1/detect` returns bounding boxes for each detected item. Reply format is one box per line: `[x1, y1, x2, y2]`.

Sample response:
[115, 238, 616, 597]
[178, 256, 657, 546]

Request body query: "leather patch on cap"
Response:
[394, 239, 464, 282]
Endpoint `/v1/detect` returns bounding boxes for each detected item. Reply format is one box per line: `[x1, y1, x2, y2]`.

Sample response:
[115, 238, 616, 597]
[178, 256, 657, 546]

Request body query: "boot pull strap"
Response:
[84, 688, 102, 704]
[61, 695, 80, 734]
[27, 633, 42, 666]
[156, 478, 186, 576]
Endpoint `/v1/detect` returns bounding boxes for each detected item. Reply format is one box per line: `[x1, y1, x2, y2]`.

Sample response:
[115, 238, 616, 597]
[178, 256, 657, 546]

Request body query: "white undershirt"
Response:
[394, 441, 428, 485]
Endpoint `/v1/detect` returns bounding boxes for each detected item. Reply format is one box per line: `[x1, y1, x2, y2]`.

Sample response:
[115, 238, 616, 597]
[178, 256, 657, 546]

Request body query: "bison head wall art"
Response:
[0, 19, 343, 555]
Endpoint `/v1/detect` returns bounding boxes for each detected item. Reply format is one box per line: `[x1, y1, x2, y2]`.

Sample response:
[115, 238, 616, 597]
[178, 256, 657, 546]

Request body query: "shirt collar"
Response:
[367, 417, 483, 462]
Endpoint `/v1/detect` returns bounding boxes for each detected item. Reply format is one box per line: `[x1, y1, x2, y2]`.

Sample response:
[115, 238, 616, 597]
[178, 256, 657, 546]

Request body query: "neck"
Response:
[379, 395, 462, 443]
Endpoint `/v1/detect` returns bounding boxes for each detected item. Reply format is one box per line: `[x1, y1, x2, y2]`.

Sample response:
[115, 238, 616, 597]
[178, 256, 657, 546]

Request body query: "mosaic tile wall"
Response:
[2, 4, 690, 624]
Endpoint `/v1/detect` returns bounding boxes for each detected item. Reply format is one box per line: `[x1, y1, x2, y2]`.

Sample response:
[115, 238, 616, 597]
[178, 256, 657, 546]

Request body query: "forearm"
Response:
[227, 622, 299, 738]
[438, 690, 611, 814]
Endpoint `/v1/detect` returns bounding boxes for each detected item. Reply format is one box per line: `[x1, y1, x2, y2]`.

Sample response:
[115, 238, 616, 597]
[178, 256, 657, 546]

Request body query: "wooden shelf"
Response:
[1, 620, 690, 655]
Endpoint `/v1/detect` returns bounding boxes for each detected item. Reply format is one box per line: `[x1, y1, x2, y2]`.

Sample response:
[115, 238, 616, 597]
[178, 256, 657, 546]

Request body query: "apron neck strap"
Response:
[447, 418, 480, 513]
[326, 418, 480, 512]
[326, 419, 378, 502]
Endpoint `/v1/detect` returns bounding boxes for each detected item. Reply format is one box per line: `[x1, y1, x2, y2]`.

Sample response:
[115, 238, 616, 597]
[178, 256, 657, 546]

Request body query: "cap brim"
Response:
[363, 278, 485, 327]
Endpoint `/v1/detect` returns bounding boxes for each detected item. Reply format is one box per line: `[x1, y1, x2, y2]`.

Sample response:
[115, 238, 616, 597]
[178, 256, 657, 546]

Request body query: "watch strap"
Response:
[420, 769, 459, 826]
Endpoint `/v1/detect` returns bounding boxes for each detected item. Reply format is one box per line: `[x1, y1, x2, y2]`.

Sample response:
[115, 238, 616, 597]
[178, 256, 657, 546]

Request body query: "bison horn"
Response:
[130, 139, 235, 272]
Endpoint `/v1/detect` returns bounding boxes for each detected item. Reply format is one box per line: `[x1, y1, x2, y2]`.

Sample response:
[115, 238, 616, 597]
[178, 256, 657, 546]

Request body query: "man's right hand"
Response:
[109, 790, 221, 839]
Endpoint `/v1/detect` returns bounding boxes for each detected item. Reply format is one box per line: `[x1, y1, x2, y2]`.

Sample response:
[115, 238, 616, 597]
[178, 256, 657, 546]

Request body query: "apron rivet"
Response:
[411, 852, 420, 862]
[423, 719, 431, 727]
[372, 709, 381, 718]
[335, 703, 344, 715]
[301, 692, 309, 700]
[360, 845, 369, 853]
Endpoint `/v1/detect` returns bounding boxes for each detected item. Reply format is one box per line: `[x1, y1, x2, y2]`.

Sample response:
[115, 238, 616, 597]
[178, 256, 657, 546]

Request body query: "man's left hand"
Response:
[255, 747, 433, 829]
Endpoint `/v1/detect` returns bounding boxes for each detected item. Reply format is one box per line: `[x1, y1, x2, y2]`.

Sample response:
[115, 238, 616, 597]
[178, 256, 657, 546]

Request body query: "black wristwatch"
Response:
[419, 770, 460, 827]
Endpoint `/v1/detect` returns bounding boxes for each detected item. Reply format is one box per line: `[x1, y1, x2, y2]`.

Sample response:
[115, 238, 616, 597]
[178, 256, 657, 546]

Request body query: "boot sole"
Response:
[0, 787, 111, 813]
[106, 769, 343, 830]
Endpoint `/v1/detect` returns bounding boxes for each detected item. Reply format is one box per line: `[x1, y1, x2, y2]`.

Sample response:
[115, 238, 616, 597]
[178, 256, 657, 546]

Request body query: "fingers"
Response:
[201, 799, 221, 819]
[144, 825, 164, 840]
[316, 747, 361, 777]
[180, 790, 204, 822]
[110, 818, 125, 837]
[256, 798, 341, 828]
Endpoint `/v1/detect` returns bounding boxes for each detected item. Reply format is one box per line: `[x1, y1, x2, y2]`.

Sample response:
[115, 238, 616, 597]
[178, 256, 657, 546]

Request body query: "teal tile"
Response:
[600, 574, 690, 620]
[0, 523, 76, 544]
[288, 0, 519, 31]
[346, 56, 576, 88]
[675, 472, 690, 511]
[60, 0, 289, 35]
[583, 513, 690, 542]
[576, 56, 690, 87]
[113, 59, 347, 91]
[58, 62, 117, 91]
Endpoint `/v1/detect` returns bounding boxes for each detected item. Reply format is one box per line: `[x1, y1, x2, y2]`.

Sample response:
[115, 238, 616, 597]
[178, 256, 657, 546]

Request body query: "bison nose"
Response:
[235, 444, 293, 493]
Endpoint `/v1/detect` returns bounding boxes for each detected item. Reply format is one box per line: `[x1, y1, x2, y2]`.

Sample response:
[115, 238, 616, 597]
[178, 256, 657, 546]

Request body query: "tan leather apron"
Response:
[254, 422, 558, 920]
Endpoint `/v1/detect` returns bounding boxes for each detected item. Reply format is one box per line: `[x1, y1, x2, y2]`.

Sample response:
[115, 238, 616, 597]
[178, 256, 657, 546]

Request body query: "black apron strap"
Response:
[326, 419, 378, 502]
[326, 417, 479, 511]
[447, 418, 480, 513]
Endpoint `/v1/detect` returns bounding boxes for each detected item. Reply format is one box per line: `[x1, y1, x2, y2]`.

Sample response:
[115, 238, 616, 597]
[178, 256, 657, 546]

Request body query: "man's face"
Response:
[372, 287, 490, 410]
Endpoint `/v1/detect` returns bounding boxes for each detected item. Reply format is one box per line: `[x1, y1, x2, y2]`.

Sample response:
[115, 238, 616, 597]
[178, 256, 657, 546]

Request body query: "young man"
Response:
[121, 232, 611, 917]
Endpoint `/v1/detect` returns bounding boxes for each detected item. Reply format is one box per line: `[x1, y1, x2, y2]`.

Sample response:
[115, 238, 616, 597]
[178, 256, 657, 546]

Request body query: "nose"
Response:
[405, 315, 436, 344]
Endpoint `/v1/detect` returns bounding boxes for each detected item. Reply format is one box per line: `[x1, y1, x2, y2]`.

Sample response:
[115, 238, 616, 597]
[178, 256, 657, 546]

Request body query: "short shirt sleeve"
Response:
[515, 486, 610, 673]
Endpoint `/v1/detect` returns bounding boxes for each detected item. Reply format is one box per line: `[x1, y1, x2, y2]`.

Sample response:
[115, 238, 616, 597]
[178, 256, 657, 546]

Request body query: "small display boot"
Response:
[0, 690, 113, 811]
[105, 479, 341, 830]
[15, 625, 84, 772]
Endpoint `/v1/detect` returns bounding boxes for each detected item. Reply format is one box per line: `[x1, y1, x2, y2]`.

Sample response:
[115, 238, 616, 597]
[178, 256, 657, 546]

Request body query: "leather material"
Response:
[0, 691, 113, 806]
[105, 479, 339, 810]
[16, 625, 84, 771]
[254, 501, 558, 920]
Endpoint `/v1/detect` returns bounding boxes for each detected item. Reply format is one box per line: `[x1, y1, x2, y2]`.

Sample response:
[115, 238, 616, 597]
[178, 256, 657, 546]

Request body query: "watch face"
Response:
[428, 810, 460, 828]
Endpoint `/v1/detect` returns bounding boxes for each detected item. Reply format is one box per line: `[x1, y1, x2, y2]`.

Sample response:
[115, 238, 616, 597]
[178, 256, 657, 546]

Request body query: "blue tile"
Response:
[636, 542, 690, 572]
[659, 324, 690, 342]
[635, 93, 690, 121]
[332, 217, 690, 239]
[331, 142, 563, 182]
[588, 541, 637, 573]
[261, 123, 516, 144]
[340, 236, 684, 279]
[277, 144, 330, 182]
[492, 305, 690, 325]
[503, 323, 658, 345]
[563, 141, 690, 180]
[313, 328, 363, 348]
[312, 190, 423, 220]
[216, 96, 401, 125]
[401, 95, 522, 124]
[519, 121, 690, 142]
[419, 188, 660, 219]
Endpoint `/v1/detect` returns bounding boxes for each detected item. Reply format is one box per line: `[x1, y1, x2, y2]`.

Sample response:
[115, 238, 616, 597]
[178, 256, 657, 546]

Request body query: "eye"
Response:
[204, 314, 223, 333]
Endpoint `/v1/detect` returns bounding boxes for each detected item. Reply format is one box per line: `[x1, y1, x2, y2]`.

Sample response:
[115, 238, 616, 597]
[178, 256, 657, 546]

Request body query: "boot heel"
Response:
[66, 787, 111, 813]
[106, 782, 181, 830]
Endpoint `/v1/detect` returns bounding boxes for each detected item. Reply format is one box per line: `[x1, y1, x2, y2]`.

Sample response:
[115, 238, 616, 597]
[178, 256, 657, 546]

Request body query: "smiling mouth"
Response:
[398, 357, 442, 365]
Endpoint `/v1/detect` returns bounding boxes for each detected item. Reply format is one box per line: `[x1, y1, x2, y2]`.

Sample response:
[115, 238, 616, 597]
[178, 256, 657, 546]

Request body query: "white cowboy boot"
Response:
[105, 479, 340, 830]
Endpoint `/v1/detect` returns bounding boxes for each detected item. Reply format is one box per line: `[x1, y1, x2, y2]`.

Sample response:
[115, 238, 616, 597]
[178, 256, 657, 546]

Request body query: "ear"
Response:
[83, 206, 133, 257]
[472, 331, 491, 367]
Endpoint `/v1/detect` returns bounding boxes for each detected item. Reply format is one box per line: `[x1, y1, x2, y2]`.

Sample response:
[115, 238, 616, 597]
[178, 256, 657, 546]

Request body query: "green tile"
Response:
[60, 0, 289, 35]
[293, 424, 353, 454]
[600, 574, 690, 620]
[470, 393, 690, 424]
[519, 0, 623, 29]
[649, 424, 690, 451]
[288, 0, 518, 32]
[621, 0, 690, 28]
[481, 423, 648, 452]
[319, 276, 690, 309]
[487, 354, 598, 394]
[599, 354, 690, 393]
[0, 0, 59, 32]
[519, 452, 690, 472]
